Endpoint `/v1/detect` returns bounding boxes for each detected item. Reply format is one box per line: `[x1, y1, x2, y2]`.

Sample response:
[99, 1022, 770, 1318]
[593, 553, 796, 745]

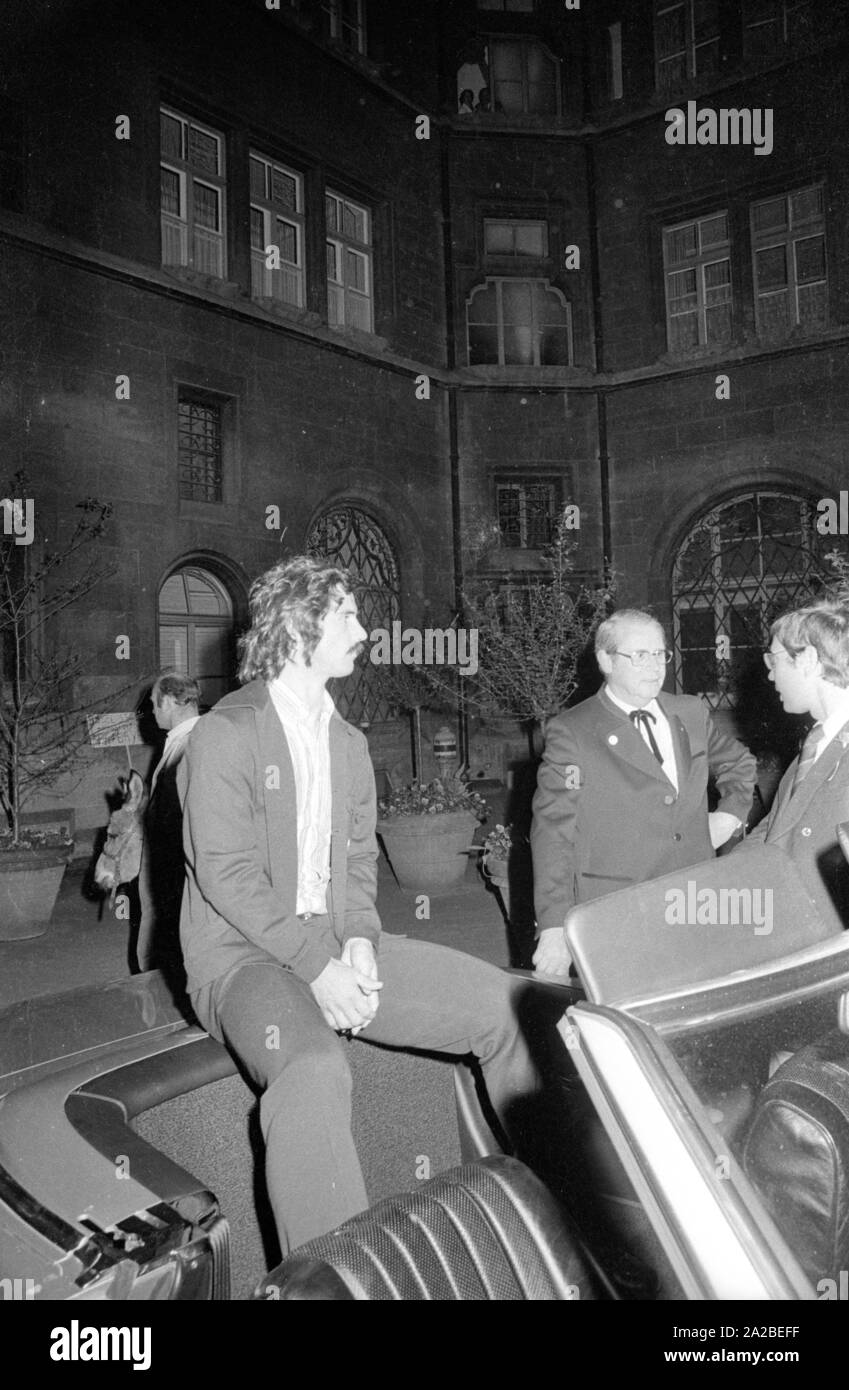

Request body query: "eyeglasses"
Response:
[763, 648, 795, 671]
[612, 649, 673, 668]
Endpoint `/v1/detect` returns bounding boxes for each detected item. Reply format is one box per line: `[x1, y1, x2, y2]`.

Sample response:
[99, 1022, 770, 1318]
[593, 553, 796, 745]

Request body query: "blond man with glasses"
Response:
[531, 609, 757, 977]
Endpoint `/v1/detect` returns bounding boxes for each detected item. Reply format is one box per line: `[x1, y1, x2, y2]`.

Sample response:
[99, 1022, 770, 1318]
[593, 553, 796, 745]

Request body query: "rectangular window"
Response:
[322, 0, 366, 55]
[325, 190, 373, 332]
[160, 107, 226, 277]
[751, 185, 826, 341]
[655, 0, 720, 92]
[484, 219, 548, 259]
[663, 212, 732, 352]
[743, 0, 812, 58]
[178, 394, 224, 503]
[488, 38, 559, 115]
[607, 22, 624, 101]
[249, 153, 304, 307]
[496, 479, 560, 549]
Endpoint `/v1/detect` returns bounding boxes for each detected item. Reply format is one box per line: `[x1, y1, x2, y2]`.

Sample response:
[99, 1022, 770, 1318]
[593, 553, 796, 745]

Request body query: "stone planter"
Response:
[483, 852, 509, 888]
[377, 811, 478, 895]
[0, 843, 72, 940]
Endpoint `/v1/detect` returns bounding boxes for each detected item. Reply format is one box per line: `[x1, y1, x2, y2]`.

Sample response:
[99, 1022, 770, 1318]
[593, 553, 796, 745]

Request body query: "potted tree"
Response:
[376, 771, 487, 895]
[0, 476, 114, 938]
[422, 508, 616, 757]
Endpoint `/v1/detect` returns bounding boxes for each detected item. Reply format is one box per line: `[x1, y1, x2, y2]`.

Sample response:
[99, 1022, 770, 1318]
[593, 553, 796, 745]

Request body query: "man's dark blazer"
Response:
[178, 679, 381, 997]
[530, 688, 757, 933]
[740, 721, 849, 936]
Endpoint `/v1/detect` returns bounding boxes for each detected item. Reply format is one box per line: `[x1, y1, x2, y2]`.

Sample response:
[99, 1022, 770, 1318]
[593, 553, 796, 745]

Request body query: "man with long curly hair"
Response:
[178, 555, 549, 1255]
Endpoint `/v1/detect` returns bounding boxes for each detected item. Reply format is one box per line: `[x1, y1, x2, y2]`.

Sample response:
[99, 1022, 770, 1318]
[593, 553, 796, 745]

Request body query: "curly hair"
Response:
[771, 599, 849, 688]
[237, 556, 354, 682]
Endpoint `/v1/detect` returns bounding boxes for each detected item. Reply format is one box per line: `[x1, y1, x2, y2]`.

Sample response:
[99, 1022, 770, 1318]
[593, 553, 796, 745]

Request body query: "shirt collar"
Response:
[819, 699, 849, 747]
[268, 674, 335, 725]
[605, 685, 663, 720]
[163, 714, 200, 750]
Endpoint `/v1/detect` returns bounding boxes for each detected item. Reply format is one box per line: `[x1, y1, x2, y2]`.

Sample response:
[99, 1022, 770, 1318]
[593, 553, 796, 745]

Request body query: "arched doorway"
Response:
[306, 504, 400, 724]
[157, 564, 236, 708]
[671, 489, 833, 746]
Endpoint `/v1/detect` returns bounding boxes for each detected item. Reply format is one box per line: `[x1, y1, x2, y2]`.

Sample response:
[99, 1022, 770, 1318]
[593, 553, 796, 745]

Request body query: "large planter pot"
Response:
[0, 843, 72, 940]
[377, 811, 478, 895]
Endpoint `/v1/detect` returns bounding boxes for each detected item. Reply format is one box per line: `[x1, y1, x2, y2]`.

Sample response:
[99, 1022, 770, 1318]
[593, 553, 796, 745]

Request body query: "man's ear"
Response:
[597, 649, 613, 677]
[284, 621, 304, 663]
[799, 643, 821, 676]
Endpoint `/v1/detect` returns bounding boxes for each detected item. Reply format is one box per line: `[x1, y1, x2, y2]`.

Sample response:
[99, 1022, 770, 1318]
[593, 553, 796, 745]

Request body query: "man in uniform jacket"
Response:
[179, 555, 549, 1255]
[736, 598, 849, 936]
[531, 609, 757, 977]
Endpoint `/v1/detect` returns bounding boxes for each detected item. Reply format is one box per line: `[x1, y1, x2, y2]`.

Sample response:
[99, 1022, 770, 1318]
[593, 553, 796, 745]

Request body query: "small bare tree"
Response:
[425, 508, 615, 733]
[0, 474, 117, 844]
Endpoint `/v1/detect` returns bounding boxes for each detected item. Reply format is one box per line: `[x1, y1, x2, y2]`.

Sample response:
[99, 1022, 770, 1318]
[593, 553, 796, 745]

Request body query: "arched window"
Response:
[467, 278, 571, 366]
[158, 565, 235, 708]
[672, 490, 832, 708]
[306, 505, 400, 725]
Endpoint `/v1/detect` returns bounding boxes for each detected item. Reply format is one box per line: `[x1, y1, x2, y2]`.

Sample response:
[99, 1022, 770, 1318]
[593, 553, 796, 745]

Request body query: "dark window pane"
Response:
[795, 235, 825, 284]
[469, 324, 500, 364]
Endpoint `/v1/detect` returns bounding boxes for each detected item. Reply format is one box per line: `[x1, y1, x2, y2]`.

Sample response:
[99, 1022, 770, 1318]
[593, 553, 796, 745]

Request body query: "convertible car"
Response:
[0, 842, 848, 1301]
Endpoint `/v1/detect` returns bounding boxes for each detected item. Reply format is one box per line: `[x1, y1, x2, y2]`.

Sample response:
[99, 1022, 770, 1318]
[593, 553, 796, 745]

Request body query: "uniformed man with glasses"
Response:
[531, 608, 757, 977]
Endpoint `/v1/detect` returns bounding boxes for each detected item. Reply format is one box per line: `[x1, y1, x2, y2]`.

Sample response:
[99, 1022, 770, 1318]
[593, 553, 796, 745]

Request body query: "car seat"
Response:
[251, 1155, 593, 1300]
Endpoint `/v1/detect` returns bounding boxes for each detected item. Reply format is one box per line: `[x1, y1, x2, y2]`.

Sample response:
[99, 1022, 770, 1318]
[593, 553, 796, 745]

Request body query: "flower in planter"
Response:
[0, 828, 73, 853]
[378, 771, 487, 821]
[481, 823, 513, 861]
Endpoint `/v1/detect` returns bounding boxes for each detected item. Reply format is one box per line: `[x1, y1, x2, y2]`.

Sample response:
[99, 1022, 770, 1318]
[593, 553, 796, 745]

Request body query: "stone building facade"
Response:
[1, 0, 847, 840]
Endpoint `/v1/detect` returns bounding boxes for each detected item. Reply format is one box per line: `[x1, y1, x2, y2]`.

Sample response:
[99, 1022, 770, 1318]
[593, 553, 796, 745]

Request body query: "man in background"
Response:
[136, 671, 201, 975]
[531, 608, 757, 976]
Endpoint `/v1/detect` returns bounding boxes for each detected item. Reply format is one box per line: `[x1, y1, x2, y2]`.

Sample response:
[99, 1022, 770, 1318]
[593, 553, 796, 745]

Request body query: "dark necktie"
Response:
[630, 708, 664, 766]
[791, 723, 824, 795]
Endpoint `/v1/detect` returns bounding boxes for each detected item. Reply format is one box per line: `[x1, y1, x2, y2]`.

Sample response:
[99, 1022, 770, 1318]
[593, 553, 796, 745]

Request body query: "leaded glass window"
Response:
[672, 491, 832, 708]
[178, 395, 223, 503]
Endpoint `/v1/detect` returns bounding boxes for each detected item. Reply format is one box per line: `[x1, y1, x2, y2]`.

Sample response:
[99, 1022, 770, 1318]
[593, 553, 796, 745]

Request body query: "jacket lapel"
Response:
[770, 732, 849, 837]
[594, 689, 669, 785]
[659, 700, 692, 788]
[328, 714, 350, 927]
[254, 687, 298, 892]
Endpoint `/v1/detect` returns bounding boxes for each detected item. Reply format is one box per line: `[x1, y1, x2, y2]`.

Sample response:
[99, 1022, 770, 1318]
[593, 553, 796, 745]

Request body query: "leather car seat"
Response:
[251, 1156, 593, 1300]
[743, 1032, 849, 1286]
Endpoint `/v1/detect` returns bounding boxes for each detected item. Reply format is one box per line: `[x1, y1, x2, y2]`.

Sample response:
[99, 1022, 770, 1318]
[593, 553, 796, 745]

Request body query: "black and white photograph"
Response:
[1, 0, 848, 1344]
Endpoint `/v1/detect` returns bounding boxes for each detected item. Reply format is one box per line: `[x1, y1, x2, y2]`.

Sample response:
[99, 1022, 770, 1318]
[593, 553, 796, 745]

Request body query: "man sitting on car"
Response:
[178, 555, 553, 1254]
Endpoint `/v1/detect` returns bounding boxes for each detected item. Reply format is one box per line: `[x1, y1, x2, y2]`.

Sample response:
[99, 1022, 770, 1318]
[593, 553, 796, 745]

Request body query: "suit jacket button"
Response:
[664, 794, 675, 805]
[672, 832, 682, 841]
[800, 827, 812, 837]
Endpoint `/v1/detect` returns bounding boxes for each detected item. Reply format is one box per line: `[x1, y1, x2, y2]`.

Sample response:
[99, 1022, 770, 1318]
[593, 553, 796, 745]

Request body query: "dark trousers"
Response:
[191, 928, 545, 1254]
